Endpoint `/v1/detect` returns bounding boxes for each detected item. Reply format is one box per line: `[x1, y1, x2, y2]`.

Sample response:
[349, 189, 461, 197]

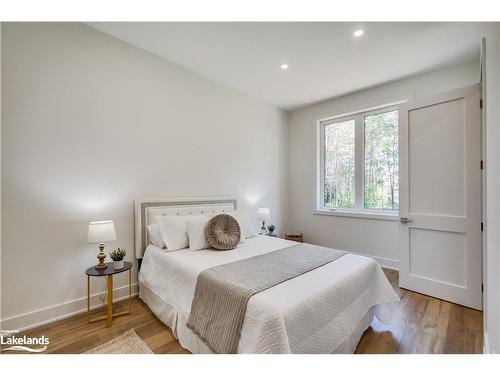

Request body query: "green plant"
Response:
[109, 248, 126, 261]
[267, 224, 276, 232]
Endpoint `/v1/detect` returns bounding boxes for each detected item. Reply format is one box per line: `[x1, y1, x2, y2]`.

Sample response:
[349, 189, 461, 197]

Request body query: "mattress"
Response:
[138, 235, 399, 354]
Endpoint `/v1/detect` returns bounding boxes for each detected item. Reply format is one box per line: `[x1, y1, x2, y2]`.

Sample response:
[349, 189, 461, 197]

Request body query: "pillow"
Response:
[186, 215, 210, 251]
[205, 214, 241, 250]
[156, 215, 190, 251]
[147, 224, 164, 248]
[228, 210, 257, 239]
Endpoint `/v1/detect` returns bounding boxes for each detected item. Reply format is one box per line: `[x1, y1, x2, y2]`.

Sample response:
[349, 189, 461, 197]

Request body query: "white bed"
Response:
[135, 198, 399, 354]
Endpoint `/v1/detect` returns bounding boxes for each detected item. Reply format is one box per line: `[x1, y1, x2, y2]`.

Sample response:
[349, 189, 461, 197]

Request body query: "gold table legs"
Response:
[87, 269, 132, 328]
[107, 275, 113, 327]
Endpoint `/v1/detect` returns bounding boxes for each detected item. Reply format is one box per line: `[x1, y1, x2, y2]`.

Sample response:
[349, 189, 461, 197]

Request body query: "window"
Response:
[318, 105, 399, 219]
[364, 110, 399, 210]
[324, 119, 355, 209]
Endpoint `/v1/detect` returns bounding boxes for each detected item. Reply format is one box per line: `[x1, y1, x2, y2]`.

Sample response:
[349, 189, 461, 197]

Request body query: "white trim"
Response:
[314, 208, 399, 221]
[0, 282, 138, 332]
[317, 98, 410, 124]
[480, 38, 487, 351]
[484, 332, 492, 354]
[346, 250, 399, 270]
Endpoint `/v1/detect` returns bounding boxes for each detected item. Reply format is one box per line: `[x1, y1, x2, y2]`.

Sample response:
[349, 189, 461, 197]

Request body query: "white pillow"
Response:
[228, 210, 257, 239]
[156, 215, 190, 251]
[186, 215, 210, 251]
[147, 224, 164, 248]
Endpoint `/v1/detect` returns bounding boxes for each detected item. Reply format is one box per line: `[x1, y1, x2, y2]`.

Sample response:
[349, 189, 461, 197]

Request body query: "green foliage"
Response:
[323, 110, 399, 211]
[324, 119, 355, 208]
[109, 248, 126, 261]
[267, 224, 276, 232]
[364, 111, 399, 210]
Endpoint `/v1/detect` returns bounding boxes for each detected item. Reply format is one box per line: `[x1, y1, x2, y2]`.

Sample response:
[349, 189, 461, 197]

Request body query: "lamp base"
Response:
[95, 243, 108, 269]
[260, 221, 268, 235]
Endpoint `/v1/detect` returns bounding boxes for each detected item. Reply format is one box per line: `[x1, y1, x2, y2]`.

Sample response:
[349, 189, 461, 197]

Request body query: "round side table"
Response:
[85, 261, 133, 328]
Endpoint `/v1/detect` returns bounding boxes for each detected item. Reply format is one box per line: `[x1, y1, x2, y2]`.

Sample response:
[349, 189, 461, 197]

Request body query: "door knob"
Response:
[400, 217, 413, 224]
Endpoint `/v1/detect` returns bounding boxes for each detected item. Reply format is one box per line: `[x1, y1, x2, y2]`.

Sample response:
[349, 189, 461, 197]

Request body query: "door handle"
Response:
[400, 217, 413, 224]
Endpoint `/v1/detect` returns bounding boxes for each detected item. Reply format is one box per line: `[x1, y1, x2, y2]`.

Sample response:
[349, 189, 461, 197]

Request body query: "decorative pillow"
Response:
[156, 215, 190, 251]
[147, 224, 164, 248]
[228, 210, 257, 239]
[186, 215, 210, 251]
[205, 214, 241, 250]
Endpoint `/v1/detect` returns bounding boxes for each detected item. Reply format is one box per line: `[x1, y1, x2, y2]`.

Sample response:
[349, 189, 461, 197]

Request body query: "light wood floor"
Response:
[2, 269, 483, 354]
[355, 269, 483, 353]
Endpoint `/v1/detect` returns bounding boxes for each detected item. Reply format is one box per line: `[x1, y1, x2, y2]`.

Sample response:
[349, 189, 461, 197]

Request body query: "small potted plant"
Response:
[109, 248, 126, 269]
[267, 224, 276, 236]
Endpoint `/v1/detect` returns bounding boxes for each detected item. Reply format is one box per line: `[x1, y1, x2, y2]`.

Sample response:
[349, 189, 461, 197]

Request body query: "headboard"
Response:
[134, 197, 237, 259]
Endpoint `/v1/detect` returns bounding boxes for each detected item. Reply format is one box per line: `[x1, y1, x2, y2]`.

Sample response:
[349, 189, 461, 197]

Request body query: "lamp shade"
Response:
[88, 220, 116, 244]
[257, 208, 271, 222]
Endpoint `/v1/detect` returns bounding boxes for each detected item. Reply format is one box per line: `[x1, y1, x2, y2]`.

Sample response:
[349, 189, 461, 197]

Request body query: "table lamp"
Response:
[257, 208, 271, 235]
[88, 220, 116, 269]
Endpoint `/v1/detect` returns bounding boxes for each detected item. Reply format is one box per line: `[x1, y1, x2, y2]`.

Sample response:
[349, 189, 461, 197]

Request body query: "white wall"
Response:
[482, 23, 500, 354]
[0, 23, 288, 330]
[286, 60, 479, 269]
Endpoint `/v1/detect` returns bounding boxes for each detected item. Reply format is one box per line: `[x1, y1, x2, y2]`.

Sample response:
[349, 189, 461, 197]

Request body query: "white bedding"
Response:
[139, 235, 399, 353]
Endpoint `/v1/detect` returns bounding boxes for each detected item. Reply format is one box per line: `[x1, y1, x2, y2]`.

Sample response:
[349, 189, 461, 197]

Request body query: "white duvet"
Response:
[139, 235, 399, 353]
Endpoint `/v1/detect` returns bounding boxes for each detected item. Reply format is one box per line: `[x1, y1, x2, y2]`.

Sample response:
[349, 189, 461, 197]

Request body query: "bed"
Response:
[135, 197, 399, 354]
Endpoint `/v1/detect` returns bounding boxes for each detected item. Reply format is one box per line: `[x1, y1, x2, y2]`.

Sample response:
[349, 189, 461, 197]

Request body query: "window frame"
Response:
[316, 102, 404, 221]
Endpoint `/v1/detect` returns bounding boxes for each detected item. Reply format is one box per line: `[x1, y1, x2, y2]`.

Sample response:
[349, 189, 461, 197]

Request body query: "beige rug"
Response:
[85, 329, 153, 354]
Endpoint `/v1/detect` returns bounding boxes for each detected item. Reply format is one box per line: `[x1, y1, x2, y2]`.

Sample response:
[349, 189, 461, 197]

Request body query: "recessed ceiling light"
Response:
[280, 64, 289, 70]
[353, 29, 364, 38]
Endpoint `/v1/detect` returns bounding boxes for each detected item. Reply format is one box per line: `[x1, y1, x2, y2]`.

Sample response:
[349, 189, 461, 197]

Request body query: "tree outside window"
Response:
[319, 106, 399, 213]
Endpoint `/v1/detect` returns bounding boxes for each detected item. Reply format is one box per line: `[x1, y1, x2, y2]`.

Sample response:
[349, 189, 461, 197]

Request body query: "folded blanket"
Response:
[186, 243, 346, 353]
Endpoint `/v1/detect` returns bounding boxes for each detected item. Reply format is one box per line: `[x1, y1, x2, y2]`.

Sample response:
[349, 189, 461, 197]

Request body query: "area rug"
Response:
[85, 329, 153, 354]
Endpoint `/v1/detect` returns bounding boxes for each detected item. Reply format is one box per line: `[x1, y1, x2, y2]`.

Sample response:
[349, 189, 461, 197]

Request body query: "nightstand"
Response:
[86, 261, 133, 328]
[284, 233, 304, 243]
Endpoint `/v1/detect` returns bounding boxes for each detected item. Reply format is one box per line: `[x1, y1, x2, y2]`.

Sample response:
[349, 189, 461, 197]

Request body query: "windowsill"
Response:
[314, 209, 399, 221]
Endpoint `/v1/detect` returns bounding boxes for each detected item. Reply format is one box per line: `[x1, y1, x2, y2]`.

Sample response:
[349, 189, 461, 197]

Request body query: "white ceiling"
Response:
[87, 22, 482, 110]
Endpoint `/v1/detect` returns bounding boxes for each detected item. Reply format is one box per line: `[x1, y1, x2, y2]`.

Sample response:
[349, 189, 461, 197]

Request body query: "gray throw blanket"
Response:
[186, 243, 346, 353]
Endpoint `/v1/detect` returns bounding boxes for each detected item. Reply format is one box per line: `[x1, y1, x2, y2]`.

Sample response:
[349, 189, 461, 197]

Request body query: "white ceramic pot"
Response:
[114, 260, 124, 269]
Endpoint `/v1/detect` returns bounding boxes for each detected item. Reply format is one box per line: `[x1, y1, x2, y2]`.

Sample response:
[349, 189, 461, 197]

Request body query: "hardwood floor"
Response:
[2, 269, 483, 354]
[355, 269, 483, 354]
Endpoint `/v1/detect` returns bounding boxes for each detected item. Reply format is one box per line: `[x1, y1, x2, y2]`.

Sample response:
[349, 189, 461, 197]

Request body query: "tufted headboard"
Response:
[134, 197, 237, 259]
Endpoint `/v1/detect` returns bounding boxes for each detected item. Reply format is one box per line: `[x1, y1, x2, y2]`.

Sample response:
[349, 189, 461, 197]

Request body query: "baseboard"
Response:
[484, 332, 492, 354]
[346, 250, 399, 270]
[0, 282, 139, 332]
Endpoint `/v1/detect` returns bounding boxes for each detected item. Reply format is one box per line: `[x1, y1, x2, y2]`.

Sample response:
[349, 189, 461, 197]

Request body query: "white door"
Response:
[399, 84, 482, 310]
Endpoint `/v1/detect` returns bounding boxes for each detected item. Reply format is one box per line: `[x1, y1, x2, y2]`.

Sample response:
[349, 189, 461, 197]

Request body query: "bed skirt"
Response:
[139, 281, 374, 354]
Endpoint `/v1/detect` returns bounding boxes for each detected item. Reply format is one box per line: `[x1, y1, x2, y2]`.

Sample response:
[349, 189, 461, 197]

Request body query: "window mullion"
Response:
[354, 115, 364, 211]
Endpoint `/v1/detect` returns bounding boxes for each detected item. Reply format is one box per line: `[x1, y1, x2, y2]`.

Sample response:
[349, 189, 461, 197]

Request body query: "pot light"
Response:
[353, 29, 364, 38]
[280, 64, 289, 70]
